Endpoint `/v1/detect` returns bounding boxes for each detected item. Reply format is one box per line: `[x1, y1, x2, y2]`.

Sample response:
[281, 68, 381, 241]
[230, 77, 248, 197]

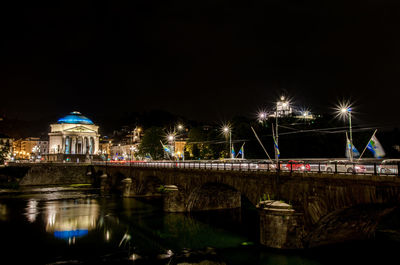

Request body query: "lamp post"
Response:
[341, 106, 353, 162]
[223, 126, 232, 159]
[176, 124, 184, 161]
[274, 98, 283, 166]
[168, 134, 175, 160]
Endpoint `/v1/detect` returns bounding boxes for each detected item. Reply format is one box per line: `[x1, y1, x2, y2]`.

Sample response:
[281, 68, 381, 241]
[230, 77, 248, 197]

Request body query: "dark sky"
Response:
[1, 0, 400, 127]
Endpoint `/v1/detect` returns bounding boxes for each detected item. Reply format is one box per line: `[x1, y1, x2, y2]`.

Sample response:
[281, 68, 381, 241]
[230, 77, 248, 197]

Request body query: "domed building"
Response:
[46, 111, 100, 162]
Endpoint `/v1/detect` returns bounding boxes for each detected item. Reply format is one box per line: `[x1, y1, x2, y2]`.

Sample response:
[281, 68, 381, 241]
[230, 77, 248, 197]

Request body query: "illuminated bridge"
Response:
[5, 160, 400, 249]
[90, 160, 400, 249]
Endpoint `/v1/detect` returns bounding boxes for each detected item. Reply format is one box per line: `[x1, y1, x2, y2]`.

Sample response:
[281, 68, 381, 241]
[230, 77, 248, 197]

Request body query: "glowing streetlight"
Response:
[258, 111, 267, 123]
[177, 124, 184, 131]
[222, 125, 233, 159]
[166, 133, 176, 159]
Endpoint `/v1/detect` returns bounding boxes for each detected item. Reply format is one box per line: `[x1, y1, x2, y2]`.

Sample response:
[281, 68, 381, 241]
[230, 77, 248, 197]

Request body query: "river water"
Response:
[0, 187, 399, 265]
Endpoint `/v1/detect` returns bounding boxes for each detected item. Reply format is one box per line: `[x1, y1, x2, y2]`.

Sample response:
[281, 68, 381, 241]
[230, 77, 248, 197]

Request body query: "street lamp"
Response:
[257, 111, 267, 123]
[222, 125, 233, 159]
[167, 134, 175, 159]
[341, 107, 353, 162]
[336, 101, 354, 162]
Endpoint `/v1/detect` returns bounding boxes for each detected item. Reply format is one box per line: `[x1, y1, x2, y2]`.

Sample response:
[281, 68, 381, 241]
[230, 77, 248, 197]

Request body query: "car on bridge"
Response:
[379, 159, 400, 174]
[324, 160, 366, 174]
[282, 160, 311, 172]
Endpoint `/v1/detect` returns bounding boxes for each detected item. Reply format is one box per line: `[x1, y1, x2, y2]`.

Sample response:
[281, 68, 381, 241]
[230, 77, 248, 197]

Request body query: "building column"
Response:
[89, 137, 94, 154]
[95, 135, 99, 155]
[85, 137, 89, 154]
[79, 136, 83, 154]
[61, 136, 65, 154]
[71, 137, 76, 154]
[82, 136, 85, 154]
[76, 137, 79, 154]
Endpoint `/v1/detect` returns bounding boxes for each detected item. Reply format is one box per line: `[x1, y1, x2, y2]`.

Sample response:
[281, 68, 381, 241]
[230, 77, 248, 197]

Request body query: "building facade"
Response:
[12, 137, 39, 160]
[47, 112, 100, 162]
[109, 126, 142, 160]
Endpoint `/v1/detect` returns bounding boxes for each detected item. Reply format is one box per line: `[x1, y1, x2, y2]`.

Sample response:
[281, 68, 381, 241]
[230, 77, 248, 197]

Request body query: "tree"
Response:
[0, 140, 10, 164]
[186, 127, 215, 160]
[137, 127, 165, 160]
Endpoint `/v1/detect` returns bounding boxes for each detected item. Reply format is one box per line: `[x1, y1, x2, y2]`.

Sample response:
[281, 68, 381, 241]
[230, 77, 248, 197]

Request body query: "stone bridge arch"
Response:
[163, 182, 242, 212]
[94, 165, 400, 249]
[304, 204, 398, 247]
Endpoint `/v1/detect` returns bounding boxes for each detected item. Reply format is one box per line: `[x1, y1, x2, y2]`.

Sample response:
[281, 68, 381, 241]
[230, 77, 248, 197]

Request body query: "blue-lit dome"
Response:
[57, 111, 94, 125]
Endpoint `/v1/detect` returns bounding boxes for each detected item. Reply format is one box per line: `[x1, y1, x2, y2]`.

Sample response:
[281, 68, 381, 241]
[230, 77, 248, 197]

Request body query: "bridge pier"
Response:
[121, 177, 132, 197]
[100, 173, 109, 191]
[258, 200, 305, 249]
[163, 185, 186, 212]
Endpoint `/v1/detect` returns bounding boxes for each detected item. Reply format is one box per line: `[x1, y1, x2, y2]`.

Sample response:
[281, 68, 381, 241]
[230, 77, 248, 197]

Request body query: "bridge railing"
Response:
[91, 160, 400, 176]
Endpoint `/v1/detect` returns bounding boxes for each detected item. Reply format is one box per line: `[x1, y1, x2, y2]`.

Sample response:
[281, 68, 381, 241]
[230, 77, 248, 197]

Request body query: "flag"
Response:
[237, 143, 245, 159]
[367, 134, 385, 158]
[238, 146, 243, 155]
[163, 145, 171, 153]
[160, 141, 171, 153]
[273, 135, 280, 158]
[231, 144, 235, 158]
[346, 133, 360, 158]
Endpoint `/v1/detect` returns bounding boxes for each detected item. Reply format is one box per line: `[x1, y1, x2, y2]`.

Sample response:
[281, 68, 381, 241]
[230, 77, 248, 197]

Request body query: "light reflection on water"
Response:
[25, 199, 38, 223]
[0, 188, 399, 264]
[43, 199, 99, 244]
[0, 202, 7, 221]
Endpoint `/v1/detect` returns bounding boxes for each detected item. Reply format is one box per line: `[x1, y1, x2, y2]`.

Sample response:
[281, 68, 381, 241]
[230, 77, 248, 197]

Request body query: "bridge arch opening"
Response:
[185, 182, 242, 212]
[305, 204, 398, 248]
[133, 175, 165, 196]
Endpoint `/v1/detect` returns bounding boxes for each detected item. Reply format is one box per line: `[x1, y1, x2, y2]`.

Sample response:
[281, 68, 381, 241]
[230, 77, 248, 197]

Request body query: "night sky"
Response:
[1, 1, 400, 127]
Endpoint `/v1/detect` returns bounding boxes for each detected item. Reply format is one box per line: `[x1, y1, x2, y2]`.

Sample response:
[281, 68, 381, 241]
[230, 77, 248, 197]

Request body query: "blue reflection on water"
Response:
[54, 229, 89, 240]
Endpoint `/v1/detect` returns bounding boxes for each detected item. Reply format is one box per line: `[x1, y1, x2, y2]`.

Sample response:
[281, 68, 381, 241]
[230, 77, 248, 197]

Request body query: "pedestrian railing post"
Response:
[374, 163, 377, 175]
